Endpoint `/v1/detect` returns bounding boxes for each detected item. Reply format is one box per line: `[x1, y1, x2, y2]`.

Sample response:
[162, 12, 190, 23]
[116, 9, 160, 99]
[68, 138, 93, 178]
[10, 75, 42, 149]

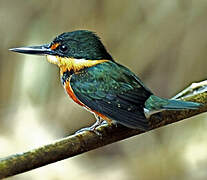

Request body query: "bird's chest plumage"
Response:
[59, 59, 108, 108]
[60, 67, 111, 122]
[60, 69, 85, 107]
[47, 56, 108, 107]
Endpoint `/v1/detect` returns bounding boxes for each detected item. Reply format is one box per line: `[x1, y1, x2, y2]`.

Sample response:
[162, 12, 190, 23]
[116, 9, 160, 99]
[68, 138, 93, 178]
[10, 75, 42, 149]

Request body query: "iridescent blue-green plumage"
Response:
[69, 60, 201, 130]
[70, 61, 152, 130]
[51, 30, 201, 131]
[10, 30, 202, 131]
[145, 95, 201, 111]
[52, 30, 113, 60]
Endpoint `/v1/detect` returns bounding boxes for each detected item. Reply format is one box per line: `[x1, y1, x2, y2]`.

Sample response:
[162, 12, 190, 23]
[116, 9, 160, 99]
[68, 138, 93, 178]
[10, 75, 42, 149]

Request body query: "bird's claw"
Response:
[75, 117, 107, 137]
[75, 126, 102, 136]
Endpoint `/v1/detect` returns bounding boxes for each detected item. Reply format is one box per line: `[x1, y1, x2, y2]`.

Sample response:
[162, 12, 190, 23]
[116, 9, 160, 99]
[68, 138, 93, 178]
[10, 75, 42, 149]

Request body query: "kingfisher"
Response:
[10, 30, 201, 132]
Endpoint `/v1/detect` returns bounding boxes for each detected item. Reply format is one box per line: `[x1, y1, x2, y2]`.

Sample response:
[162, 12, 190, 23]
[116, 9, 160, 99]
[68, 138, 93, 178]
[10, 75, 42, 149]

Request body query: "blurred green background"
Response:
[1, 0, 207, 179]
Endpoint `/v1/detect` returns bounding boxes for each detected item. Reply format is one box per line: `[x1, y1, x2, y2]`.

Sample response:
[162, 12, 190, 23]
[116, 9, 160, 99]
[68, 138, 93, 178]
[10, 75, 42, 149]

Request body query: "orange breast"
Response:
[64, 80, 112, 124]
[64, 80, 85, 107]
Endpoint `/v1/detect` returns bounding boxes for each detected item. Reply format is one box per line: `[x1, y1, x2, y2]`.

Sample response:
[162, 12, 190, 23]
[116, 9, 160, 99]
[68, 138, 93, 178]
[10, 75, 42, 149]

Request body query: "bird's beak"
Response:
[9, 44, 56, 56]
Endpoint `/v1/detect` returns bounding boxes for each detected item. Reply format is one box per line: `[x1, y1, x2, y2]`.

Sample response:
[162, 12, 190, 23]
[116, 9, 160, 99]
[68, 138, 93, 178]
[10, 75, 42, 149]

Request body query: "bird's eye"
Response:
[59, 45, 68, 52]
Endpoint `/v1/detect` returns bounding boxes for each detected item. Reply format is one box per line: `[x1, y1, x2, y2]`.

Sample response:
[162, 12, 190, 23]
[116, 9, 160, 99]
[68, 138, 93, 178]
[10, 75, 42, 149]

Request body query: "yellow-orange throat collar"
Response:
[46, 55, 109, 72]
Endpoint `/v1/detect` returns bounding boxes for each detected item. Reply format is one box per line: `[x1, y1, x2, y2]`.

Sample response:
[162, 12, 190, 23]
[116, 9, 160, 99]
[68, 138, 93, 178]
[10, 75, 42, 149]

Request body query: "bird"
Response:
[9, 30, 201, 132]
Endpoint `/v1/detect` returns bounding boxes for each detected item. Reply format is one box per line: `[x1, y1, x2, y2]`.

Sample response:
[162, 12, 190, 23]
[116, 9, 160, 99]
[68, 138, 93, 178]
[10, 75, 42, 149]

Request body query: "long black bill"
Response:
[9, 44, 55, 56]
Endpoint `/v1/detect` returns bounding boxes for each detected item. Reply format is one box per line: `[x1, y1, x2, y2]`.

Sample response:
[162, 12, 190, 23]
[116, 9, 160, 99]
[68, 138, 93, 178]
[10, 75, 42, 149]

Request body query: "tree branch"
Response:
[0, 80, 207, 179]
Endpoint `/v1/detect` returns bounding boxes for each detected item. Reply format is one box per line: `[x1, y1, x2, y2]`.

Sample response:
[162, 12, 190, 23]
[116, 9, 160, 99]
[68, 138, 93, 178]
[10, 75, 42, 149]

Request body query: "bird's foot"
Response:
[75, 116, 109, 136]
[75, 117, 103, 136]
[100, 120, 108, 126]
[75, 126, 101, 136]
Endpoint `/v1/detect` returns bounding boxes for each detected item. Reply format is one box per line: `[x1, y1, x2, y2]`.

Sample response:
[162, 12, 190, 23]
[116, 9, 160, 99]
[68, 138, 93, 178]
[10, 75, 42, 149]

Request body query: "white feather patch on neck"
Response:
[46, 55, 59, 65]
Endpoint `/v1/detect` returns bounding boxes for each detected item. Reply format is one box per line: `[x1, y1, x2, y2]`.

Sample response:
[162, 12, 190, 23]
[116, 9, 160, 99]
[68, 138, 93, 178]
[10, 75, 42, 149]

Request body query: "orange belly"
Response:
[64, 80, 112, 124]
[64, 80, 85, 107]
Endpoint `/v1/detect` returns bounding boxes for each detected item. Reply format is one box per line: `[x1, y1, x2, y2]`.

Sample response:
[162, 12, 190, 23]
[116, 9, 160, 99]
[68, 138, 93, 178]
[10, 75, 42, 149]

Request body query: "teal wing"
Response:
[70, 61, 152, 130]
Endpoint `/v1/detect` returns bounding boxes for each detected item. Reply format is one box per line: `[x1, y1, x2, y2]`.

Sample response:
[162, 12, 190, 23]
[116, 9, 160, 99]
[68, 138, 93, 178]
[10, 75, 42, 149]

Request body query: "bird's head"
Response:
[10, 30, 113, 68]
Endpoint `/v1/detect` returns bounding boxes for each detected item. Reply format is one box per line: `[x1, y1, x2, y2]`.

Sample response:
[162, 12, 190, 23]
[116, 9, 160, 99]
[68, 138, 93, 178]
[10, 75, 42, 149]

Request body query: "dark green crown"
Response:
[51, 30, 113, 60]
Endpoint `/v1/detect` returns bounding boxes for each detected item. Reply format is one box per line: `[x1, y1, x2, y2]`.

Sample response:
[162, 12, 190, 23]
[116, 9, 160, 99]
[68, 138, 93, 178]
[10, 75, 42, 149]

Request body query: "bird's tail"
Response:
[145, 95, 202, 114]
